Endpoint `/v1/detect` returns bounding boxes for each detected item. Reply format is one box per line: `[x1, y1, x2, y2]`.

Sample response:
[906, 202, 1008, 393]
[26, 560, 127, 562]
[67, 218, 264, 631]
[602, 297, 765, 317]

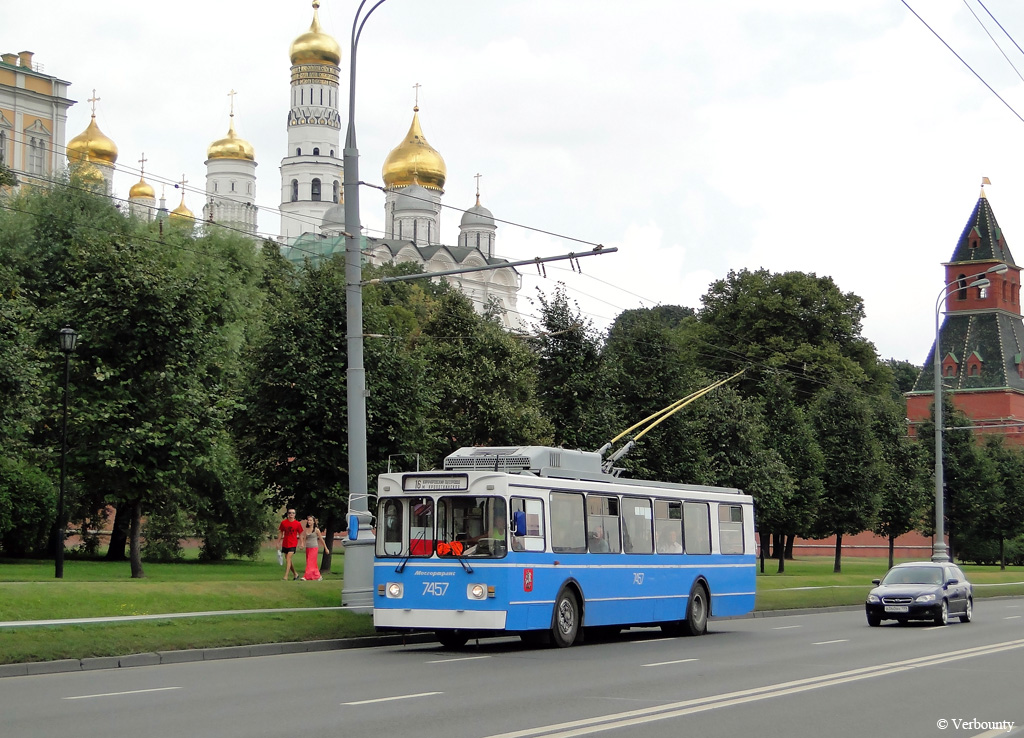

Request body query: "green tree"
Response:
[421, 288, 552, 458]
[529, 284, 607, 450]
[871, 395, 930, 568]
[885, 358, 921, 397]
[8, 181, 266, 575]
[971, 438, 1024, 569]
[810, 383, 883, 572]
[696, 268, 883, 400]
[237, 260, 437, 571]
[600, 307, 709, 483]
[236, 256, 351, 570]
[758, 375, 824, 572]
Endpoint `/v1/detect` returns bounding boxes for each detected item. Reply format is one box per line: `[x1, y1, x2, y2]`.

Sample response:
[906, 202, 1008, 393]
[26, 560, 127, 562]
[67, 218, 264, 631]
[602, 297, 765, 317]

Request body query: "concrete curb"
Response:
[0, 633, 437, 679]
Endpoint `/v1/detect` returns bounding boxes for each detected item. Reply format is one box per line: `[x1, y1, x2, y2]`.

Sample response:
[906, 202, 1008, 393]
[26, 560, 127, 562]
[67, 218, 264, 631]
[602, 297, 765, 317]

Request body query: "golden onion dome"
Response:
[382, 107, 446, 192]
[207, 116, 255, 161]
[170, 194, 194, 220]
[67, 115, 118, 166]
[129, 176, 155, 200]
[289, 1, 341, 66]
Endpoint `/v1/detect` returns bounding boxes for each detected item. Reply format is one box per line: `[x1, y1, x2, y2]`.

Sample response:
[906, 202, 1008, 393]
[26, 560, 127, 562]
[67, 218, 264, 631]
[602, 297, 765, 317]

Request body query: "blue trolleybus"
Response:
[372, 445, 756, 647]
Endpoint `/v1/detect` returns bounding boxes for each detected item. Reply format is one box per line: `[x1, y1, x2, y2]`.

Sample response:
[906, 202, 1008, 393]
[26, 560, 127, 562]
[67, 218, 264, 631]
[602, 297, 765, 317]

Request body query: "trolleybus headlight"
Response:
[468, 583, 486, 600]
[387, 582, 403, 599]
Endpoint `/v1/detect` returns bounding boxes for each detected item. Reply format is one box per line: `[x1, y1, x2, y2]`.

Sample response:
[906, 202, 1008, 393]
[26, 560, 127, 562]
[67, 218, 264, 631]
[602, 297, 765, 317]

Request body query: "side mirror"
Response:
[512, 510, 526, 536]
[945, 578, 957, 587]
[871, 579, 881, 585]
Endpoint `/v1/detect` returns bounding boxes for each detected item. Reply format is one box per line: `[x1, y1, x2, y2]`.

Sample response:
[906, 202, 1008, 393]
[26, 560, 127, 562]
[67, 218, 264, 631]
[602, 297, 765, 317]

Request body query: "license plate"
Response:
[884, 605, 909, 613]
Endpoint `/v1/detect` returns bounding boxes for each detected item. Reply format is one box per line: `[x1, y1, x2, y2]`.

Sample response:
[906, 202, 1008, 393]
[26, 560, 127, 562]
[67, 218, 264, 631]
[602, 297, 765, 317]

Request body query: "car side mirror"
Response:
[872, 579, 881, 585]
[945, 578, 957, 587]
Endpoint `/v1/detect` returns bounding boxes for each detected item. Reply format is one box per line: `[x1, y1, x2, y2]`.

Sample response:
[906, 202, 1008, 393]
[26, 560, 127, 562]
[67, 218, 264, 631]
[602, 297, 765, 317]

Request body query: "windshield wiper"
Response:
[395, 529, 426, 573]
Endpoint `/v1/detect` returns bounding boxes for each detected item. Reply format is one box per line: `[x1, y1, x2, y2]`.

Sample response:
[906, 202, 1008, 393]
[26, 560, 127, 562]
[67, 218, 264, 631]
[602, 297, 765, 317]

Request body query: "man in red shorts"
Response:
[277, 509, 304, 580]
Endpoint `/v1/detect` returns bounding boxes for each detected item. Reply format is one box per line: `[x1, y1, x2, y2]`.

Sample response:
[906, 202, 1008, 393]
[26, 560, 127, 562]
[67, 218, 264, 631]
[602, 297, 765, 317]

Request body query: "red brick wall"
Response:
[757, 530, 938, 559]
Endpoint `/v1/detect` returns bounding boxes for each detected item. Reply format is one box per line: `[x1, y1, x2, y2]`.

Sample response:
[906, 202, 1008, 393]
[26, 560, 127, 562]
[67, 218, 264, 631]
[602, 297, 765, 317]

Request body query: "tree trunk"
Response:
[759, 533, 765, 573]
[785, 533, 794, 560]
[888, 534, 895, 570]
[129, 498, 145, 579]
[105, 505, 129, 560]
[776, 535, 785, 574]
[1000, 537, 1006, 571]
[833, 532, 842, 574]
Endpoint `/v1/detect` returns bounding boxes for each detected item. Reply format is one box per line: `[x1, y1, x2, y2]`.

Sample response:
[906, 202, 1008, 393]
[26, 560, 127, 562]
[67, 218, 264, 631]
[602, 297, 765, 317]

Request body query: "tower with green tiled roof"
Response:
[906, 187, 1024, 443]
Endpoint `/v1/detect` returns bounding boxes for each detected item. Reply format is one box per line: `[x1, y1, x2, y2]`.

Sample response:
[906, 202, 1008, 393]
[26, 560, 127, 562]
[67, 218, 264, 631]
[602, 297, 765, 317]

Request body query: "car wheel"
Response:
[436, 630, 469, 648]
[867, 613, 881, 627]
[959, 598, 973, 624]
[934, 600, 949, 626]
[551, 589, 580, 647]
[682, 583, 709, 636]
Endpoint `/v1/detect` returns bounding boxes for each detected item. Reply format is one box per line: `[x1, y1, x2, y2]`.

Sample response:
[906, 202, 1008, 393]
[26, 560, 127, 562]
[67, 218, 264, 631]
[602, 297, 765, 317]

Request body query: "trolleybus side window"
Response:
[622, 496, 653, 554]
[550, 491, 586, 553]
[380, 499, 404, 556]
[654, 499, 683, 554]
[718, 504, 745, 554]
[510, 497, 545, 552]
[587, 494, 621, 554]
[683, 501, 711, 554]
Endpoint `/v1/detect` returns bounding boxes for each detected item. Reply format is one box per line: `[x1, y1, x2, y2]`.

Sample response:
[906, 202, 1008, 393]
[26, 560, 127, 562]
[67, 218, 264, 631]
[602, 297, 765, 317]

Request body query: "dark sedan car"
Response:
[865, 561, 973, 627]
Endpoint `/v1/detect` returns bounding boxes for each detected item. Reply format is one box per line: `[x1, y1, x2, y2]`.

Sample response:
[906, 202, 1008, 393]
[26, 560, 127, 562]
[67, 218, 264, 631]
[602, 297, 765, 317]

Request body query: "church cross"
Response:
[138, 152, 148, 175]
[412, 82, 421, 108]
[474, 173, 482, 198]
[87, 89, 100, 116]
[227, 89, 237, 116]
[179, 174, 188, 191]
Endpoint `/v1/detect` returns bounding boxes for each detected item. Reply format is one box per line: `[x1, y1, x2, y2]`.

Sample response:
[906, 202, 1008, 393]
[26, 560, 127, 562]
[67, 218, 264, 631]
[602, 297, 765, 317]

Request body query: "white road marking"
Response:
[772, 625, 802, 630]
[426, 655, 491, 664]
[812, 639, 849, 645]
[64, 687, 181, 700]
[343, 691, 442, 705]
[1005, 615, 1022, 620]
[633, 637, 679, 644]
[643, 658, 698, 667]
[483, 638, 1024, 738]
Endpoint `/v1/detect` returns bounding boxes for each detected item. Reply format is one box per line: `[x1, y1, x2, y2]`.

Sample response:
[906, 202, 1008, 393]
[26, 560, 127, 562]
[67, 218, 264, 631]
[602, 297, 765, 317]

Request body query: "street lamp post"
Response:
[931, 263, 1007, 563]
[341, 0, 388, 610]
[55, 325, 78, 579]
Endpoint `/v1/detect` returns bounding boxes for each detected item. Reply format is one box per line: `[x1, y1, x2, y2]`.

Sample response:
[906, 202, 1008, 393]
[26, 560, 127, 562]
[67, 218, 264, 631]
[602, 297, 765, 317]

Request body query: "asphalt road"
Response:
[5, 601, 1023, 738]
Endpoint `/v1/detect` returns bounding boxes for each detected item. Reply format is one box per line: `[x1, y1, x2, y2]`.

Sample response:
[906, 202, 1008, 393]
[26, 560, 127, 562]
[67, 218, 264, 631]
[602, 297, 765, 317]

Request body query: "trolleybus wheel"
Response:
[436, 630, 469, 648]
[682, 582, 709, 636]
[552, 589, 580, 648]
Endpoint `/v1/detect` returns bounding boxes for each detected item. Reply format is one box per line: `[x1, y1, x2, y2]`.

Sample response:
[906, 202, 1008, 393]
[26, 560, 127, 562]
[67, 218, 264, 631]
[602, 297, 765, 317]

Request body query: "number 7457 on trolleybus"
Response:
[372, 444, 756, 648]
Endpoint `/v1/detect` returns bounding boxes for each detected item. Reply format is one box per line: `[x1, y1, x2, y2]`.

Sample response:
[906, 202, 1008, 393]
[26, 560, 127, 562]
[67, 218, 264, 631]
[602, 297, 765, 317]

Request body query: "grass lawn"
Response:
[1, 550, 1022, 665]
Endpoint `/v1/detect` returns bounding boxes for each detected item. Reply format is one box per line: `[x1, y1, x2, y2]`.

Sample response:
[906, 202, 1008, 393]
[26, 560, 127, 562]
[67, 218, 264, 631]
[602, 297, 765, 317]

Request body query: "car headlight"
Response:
[468, 583, 486, 600]
[867, 594, 880, 604]
[915, 593, 936, 603]
[387, 582, 403, 599]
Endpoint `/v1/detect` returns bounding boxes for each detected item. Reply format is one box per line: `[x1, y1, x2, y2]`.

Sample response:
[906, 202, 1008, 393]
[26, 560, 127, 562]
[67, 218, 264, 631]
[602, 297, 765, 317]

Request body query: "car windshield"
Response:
[882, 566, 942, 585]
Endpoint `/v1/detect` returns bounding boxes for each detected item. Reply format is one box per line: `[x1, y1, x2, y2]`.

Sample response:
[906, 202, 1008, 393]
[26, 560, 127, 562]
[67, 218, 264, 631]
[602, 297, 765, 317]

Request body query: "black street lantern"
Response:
[55, 326, 78, 579]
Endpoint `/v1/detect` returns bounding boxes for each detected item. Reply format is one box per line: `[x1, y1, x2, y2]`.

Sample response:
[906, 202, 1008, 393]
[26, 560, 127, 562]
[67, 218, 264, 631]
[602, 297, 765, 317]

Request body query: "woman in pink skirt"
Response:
[300, 515, 327, 581]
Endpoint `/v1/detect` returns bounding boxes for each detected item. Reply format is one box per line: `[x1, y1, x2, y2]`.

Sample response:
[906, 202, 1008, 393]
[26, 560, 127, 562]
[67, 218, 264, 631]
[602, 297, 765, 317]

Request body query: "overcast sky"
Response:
[7, 0, 1024, 365]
